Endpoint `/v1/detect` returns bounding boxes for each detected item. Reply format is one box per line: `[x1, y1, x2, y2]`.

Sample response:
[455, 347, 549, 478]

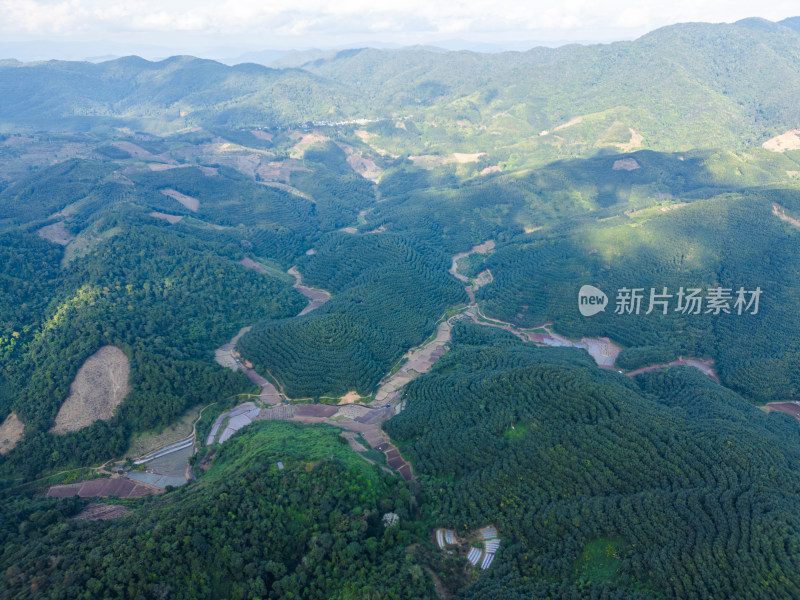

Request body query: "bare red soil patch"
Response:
[766, 402, 800, 423]
[48, 477, 157, 499]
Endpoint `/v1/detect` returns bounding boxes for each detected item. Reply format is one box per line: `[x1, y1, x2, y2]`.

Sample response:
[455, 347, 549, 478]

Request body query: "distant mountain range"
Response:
[2, 17, 800, 154]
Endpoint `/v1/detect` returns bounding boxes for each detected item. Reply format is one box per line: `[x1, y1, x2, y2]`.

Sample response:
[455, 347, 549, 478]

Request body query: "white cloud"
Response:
[0, 0, 796, 48]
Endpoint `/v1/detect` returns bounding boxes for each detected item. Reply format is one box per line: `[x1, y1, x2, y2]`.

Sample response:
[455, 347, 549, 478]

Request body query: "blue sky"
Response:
[0, 0, 797, 57]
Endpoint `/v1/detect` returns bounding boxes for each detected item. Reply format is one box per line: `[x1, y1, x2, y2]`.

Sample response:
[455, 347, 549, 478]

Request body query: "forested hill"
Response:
[3, 17, 800, 151]
[386, 322, 800, 599]
[0, 56, 353, 131]
[0, 422, 446, 599]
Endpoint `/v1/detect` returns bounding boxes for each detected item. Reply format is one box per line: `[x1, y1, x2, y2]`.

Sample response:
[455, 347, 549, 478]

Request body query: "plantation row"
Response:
[386, 323, 800, 599]
[478, 189, 800, 403]
[238, 234, 464, 398]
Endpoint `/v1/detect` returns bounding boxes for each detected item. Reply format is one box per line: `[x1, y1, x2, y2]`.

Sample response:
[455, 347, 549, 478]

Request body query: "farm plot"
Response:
[206, 403, 262, 445]
[47, 477, 156, 498]
[73, 503, 131, 520]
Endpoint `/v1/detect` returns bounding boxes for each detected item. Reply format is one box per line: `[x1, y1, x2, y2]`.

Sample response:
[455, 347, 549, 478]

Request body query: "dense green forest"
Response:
[0, 422, 454, 600]
[386, 322, 800, 599]
[5, 18, 800, 160]
[0, 221, 304, 476]
[5, 16, 800, 599]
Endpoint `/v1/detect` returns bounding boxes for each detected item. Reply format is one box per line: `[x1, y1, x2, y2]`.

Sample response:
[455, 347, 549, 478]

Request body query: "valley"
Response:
[121, 237, 727, 494]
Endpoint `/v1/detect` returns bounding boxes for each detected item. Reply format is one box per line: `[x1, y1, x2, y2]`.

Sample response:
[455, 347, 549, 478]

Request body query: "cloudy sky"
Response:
[1, 0, 798, 59]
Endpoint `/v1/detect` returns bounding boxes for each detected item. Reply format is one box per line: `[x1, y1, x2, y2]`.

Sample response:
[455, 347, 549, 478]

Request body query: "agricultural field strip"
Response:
[134, 437, 194, 465]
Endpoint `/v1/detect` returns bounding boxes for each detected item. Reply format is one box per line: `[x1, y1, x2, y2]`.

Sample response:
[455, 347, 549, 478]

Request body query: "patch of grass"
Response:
[572, 537, 624, 585]
[502, 423, 530, 441]
[205, 420, 381, 486]
[251, 257, 294, 282]
[360, 447, 388, 466]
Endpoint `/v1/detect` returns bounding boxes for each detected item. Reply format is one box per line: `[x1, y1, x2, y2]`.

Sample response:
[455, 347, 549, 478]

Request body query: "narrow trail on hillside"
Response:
[288, 266, 331, 315]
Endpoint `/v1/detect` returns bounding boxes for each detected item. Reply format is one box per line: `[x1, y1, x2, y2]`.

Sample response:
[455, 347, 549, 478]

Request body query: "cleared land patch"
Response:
[0, 412, 24, 455]
[47, 477, 156, 498]
[149, 211, 183, 224]
[112, 141, 152, 158]
[36, 221, 75, 245]
[160, 188, 199, 212]
[257, 159, 311, 182]
[554, 116, 583, 131]
[625, 356, 719, 382]
[612, 158, 640, 171]
[480, 165, 502, 176]
[148, 163, 217, 176]
[251, 129, 273, 141]
[336, 142, 382, 182]
[763, 129, 800, 152]
[765, 402, 800, 424]
[353, 129, 397, 158]
[289, 131, 330, 158]
[616, 128, 644, 152]
[239, 257, 267, 274]
[51, 345, 131, 434]
[126, 404, 202, 459]
[259, 180, 312, 200]
[410, 152, 486, 170]
[773, 203, 800, 228]
[450, 240, 495, 284]
[73, 503, 131, 520]
[61, 225, 121, 267]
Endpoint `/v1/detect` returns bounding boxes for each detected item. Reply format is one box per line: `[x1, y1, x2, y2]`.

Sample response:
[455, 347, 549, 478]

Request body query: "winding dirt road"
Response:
[288, 266, 331, 315]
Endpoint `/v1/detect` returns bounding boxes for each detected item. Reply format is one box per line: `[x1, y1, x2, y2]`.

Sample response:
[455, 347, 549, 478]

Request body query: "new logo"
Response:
[578, 285, 608, 317]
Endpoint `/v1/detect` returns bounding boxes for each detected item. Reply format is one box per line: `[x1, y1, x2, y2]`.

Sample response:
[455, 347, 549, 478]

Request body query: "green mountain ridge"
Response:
[3, 18, 800, 154]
